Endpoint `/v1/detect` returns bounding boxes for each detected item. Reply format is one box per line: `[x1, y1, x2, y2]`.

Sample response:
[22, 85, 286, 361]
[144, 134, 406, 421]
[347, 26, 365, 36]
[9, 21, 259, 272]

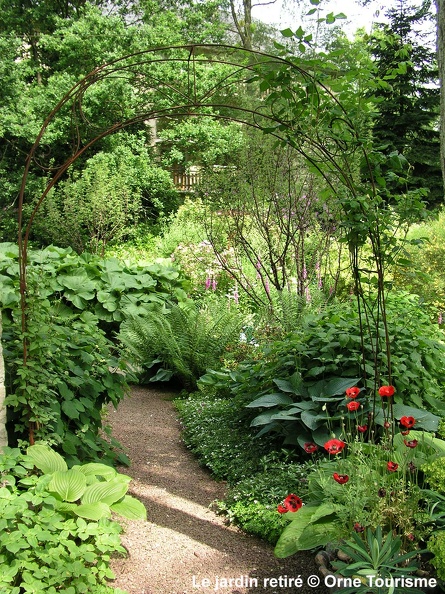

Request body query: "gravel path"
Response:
[108, 386, 329, 594]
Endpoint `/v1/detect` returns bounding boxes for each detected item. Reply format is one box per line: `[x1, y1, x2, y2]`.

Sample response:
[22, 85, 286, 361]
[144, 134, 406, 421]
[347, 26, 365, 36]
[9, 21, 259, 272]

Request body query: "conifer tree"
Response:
[368, 0, 441, 204]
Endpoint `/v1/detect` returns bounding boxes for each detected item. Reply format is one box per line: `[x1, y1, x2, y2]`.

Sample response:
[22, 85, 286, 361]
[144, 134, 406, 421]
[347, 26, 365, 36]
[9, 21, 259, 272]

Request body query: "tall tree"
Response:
[0, 315, 6, 449]
[435, 0, 445, 192]
[367, 0, 441, 204]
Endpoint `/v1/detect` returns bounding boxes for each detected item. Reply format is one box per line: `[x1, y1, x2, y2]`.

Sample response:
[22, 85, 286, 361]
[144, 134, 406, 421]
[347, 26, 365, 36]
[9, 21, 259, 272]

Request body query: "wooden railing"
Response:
[171, 167, 202, 191]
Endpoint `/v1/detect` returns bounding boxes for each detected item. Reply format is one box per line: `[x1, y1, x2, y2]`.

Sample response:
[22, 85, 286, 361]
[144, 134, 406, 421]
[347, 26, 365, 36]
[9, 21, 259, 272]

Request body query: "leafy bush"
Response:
[0, 444, 145, 593]
[394, 209, 445, 314]
[428, 531, 445, 580]
[3, 292, 129, 464]
[200, 292, 445, 450]
[30, 144, 179, 253]
[0, 243, 189, 333]
[175, 392, 279, 482]
[217, 455, 314, 544]
[119, 299, 245, 389]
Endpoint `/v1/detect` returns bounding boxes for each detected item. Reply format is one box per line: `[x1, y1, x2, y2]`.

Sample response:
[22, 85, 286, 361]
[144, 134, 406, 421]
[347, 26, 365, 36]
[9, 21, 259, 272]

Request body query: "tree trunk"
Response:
[436, 0, 445, 193]
[0, 313, 7, 450]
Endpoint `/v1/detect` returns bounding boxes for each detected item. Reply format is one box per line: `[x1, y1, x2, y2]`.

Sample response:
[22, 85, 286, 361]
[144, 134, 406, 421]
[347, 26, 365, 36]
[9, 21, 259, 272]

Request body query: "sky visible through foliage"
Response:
[252, 0, 431, 37]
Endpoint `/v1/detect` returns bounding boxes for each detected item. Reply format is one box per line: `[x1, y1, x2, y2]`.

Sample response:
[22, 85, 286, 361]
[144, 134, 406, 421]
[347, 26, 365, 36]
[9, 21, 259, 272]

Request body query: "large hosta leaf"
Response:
[48, 470, 87, 502]
[392, 404, 440, 432]
[274, 503, 339, 558]
[75, 502, 112, 520]
[111, 495, 147, 520]
[75, 463, 117, 481]
[81, 479, 128, 505]
[27, 444, 67, 474]
[246, 393, 293, 408]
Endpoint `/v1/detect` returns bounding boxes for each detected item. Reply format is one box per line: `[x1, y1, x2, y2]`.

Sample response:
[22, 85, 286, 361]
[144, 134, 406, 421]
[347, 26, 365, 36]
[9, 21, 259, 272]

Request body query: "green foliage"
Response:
[394, 209, 445, 314]
[422, 457, 445, 493]
[200, 292, 445, 449]
[175, 392, 278, 482]
[0, 243, 189, 330]
[0, 243, 188, 459]
[0, 445, 144, 593]
[3, 287, 129, 464]
[332, 527, 423, 594]
[428, 531, 445, 580]
[274, 502, 342, 557]
[217, 455, 313, 544]
[159, 117, 245, 168]
[274, 434, 439, 558]
[26, 444, 146, 520]
[217, 501, 288, 545]
[367, 4, 441, 206]
[119, 299, 244, 389]
[31, 144, 179, 253]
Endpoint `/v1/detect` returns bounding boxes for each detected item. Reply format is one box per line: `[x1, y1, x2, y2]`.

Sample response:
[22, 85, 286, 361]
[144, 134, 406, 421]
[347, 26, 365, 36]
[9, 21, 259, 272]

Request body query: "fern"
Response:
[119, 300, 244, 389]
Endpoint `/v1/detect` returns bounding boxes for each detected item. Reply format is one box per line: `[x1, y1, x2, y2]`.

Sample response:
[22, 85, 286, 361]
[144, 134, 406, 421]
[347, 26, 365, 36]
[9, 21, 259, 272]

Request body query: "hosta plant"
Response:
[0, 445, 145, 593]
[26, 444, 147, 521]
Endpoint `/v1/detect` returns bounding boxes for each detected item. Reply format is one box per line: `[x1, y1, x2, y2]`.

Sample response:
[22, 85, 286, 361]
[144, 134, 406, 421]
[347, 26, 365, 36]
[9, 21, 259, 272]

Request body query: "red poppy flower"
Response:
[345, 387, 360, 399]
[357, 424, 368, 433]
[400, 416, 415, 429]
[387, 461, 399, 472]
[303, 442, 318, 454]
[324, 439, 346, 455]
[354, 522, 365, 533]
[346, 401, 360, 412]
[277, 494, 303, 514]
[379, 385, 395, 397]
[404, 439, 418, 448]
[333, 472, 349, 484]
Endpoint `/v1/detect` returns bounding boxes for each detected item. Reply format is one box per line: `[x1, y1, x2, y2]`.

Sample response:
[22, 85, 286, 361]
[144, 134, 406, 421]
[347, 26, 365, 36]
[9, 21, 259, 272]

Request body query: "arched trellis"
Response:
[15, 43, 392, 441]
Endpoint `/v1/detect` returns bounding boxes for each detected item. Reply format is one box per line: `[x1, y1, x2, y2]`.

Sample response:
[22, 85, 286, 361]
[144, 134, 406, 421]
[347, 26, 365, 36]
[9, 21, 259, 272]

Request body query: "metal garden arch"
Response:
[15, 43, 380, 383]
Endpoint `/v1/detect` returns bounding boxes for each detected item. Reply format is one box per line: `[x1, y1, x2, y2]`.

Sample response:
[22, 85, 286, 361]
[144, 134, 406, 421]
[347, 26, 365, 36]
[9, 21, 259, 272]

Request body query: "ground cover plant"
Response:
[0, 444, 145, 593]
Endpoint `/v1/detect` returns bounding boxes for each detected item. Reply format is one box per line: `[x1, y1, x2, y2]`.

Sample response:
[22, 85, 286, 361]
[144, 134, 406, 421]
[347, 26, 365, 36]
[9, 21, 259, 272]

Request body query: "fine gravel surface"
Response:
[108, 385, 329, 594]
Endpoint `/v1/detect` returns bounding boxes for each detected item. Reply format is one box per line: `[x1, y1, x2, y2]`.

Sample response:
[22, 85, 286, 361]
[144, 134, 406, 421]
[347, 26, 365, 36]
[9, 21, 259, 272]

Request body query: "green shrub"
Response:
[3, 295, 129, 465]
[175, 392, 279, 482]
[30, 145, 179, 253]
[0, 445, 145, 593]
[0, 243, 189, 334]
[217, 501, 288, 545]
[427, 531, 445, 580]
[119, 299, 245, 390]
[200, 292, 445, 450]
[394, 209, 445, 314]
[0, 244, 190, 457]
[217, 456, 314, 544]
[422, 458, 445, 493]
